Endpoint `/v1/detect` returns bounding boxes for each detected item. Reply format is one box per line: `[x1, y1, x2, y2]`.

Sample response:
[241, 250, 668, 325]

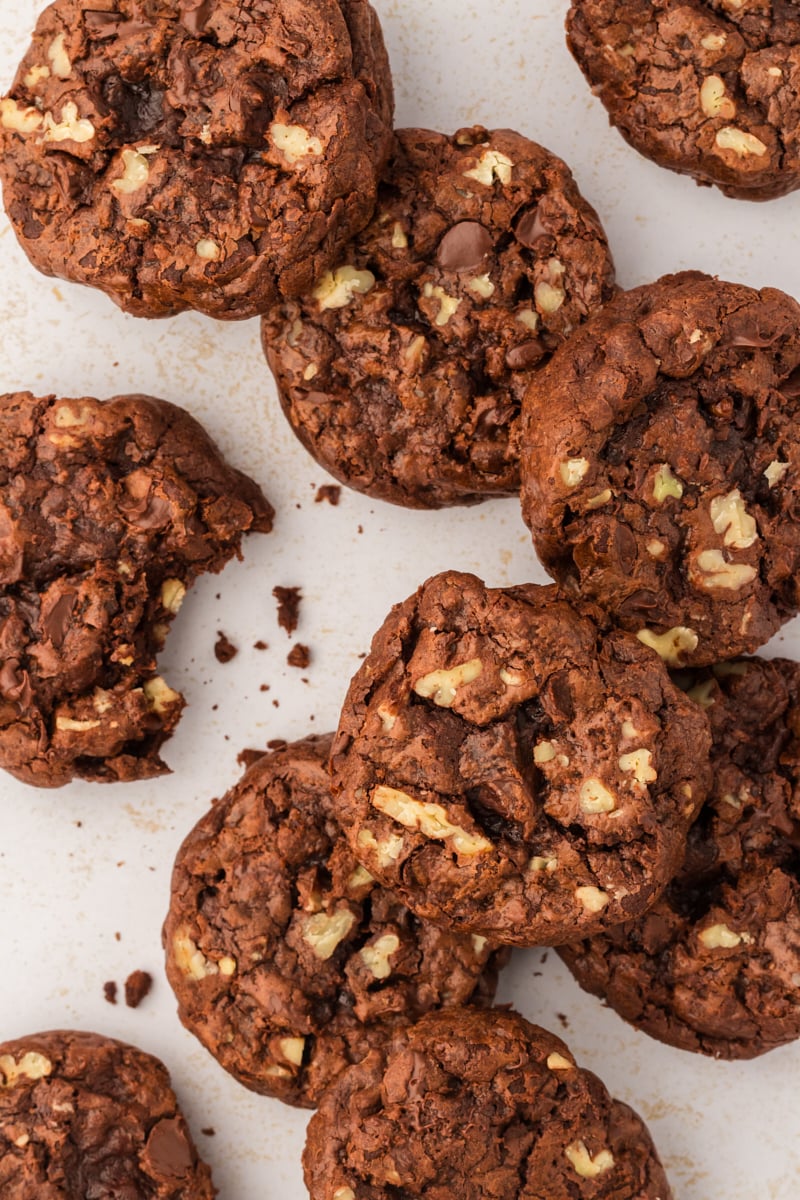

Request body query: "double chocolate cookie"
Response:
[0, 0, 393, 318]
[0, 1030, 215, 1197]
[331, 571, 711, 946]
[164, 734, 506, 1108]
[262, 125, 615, 508]
[567, 1, 800, 200]
[560, 656, 800, 1059]
[520, 272, 800, 668]
[0, 391, 273, 786]
[303, 1008, 673, 1200]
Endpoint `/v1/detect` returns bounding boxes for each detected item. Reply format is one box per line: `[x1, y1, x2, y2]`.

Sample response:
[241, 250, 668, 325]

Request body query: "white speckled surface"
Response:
[0, 2, 798, 1197]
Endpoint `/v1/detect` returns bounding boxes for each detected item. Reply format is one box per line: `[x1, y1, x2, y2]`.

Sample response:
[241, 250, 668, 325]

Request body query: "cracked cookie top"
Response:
[0, 0, 393, 318]
[331, 570, 711, 946]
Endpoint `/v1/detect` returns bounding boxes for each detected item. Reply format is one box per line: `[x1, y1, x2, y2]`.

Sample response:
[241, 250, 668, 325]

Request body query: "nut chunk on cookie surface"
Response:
[164, 734, 507, 1108]
[0, 1030, 216, 1198]
[262, 125, 615, 508]
[567, 0, 800, 200]
[331, 570, 710, 946]
[0, 391, 273, 787]
[0, 0, 394, 319]
[303, 1008, 673, 1200]
[560, 655, 800, 1059]
[520, 272, 800, 667]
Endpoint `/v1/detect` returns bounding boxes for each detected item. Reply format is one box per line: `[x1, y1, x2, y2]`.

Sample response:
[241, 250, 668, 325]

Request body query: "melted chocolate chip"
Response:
[515, 207, 548, 248]
[42, 590, 77, 649]
[145, 1117, 194, 1177]
[436, 222, 493, 271]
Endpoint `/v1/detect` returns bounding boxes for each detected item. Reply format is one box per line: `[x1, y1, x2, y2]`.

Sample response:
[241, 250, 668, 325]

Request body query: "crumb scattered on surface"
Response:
[287, 643, 311, 669]
[115, 932, 121, 941]
[272, 699, 280, 708]
[253, 640, 269, 651]
[357, 524, 363, 534]
[201, 1128, 216, 1137]
[214, 631, 238, 663]
[541, 951, 549, 964]
[237, 748, 266, 769]
[273, 586, 302, 636]
[556, 1012, 569, 1029]
[259, 684, 270, 692]
[125, 970, 153, 1009]
[103, 981, 118, 1005]
[315, 484, 341, 505]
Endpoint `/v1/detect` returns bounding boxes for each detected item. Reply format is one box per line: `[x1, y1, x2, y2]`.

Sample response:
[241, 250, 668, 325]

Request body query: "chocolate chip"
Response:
[436, 222, 493, 271]
[145, 1117, 194, 1177]
[505, 340, 545, 370]
[515, 207, 548, 248]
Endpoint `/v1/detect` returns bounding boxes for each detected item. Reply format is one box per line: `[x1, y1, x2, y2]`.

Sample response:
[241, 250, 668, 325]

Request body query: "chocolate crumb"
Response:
[287, 643, 311, 669]
[237, 748, 266, 769]
[103, 981, 117, 1005]
[273, 586, 302, 636]
[201, 1128, 215, 1137]
[556, 1012, 569, 1029]
[253, 640, 269, 651]
[259, 684, 270, 692]
[272, 699, 280, 708]
[214, 631, 238, 663]
[541, 951, 549, 964]
[125, 970, 153, 1009]
[315, 484, 341, 506]
[115, 932, 121, 941]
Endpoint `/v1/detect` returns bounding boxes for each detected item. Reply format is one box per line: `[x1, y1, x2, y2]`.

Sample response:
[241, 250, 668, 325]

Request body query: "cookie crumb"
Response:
[259, 683, 270, 692]
[273, 586, 302, 636]
[214, 631, 238, 663]
[253, 639, 269, 651]
[124, 970, 153, 1009]
[315, 484, 341, 505]
[103, 980, 118, 1005]
[556, 1012, 569, 1029]
[287, 643, 311, 669]
[201, 1128, 215, 1137]
[237, 748, 266, 769]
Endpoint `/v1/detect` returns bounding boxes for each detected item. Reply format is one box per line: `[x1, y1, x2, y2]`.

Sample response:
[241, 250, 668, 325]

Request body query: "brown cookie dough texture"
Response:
[520, 272, 800, 669]
[261, 126, 615, 508]
[567, 0, 800, 200]
[0, 391, 273, 787]
[164, 734, 507, 1108]
[0, 1030, 215, 1198]
[560, 656, 800, 1059]
[0, 0, 393, 319]
[303, 1008, 673, 1200]
[331, 571, 711, 946]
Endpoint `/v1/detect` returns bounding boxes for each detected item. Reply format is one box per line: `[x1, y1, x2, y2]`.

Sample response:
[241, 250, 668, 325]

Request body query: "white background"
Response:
[0, 1, 799, 1196]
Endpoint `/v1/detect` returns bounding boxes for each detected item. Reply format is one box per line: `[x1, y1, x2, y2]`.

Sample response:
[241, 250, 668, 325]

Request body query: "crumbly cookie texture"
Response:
[331, 570, 711, 946]
[568, 0, 800, 200]
[0, 1030, 216, 1198]
[164, 734, 507, 1108]
[261, 125, 615, 508]
[520, 271, 800, 667]
[560, 656, 800, 1059]
[0, 0, 393, 318]
[303, 1008, 673, 1200]
[0, 391, 273, 786]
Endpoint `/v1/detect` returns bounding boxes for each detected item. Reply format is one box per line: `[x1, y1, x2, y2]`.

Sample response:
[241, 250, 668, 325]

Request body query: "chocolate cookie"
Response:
[330, 571, 711, 946]
[520, 272, 800, 668]
[567, 1, 800, 200]
[303, 1008, 673, 1200]
[0, 391, 273, 786]
[261, 126, 615, 508]
[0, 1030, 215, 1197]
[560, 656, 800, 1059]
[0, 0, 393, 319]
[164, 734, 507, 1108]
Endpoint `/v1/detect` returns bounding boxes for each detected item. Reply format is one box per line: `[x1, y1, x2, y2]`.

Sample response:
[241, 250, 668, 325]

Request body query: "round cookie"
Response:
[330, 570, 711, 946]
[261, 125, 615, 508]
[163, 734, 508, 1108]
[303, 1008, 673, 1200]
[567, 0, 800, 201]
[520, 271, 800, 669]
[0, 1030, 215, 1198]
[559, 656, 800, 1059]
[0, 0, 394, 319]
[0, 391, 273, 787]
